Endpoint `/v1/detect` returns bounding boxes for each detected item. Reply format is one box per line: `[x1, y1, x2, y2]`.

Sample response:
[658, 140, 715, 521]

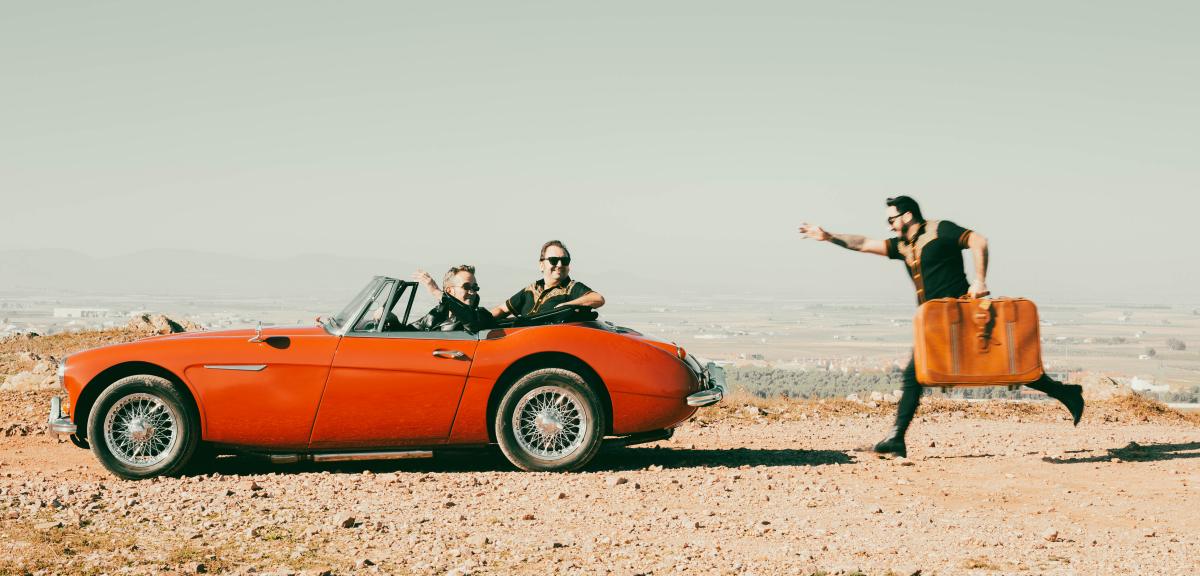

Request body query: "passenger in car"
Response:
[489, 240, 605, 319]
[409, 265, 489, 331]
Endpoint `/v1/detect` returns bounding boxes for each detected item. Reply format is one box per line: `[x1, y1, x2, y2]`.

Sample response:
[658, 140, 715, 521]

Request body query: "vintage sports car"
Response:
[48, 276, 725, 479]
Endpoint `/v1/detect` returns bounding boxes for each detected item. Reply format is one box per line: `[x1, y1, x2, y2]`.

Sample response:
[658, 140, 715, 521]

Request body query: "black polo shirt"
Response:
[885, 220, 973, 304]
[506, 278, 594, 316]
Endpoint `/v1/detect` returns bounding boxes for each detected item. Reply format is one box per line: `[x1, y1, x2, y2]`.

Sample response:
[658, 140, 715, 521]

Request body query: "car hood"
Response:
[581, 321, 686, 359]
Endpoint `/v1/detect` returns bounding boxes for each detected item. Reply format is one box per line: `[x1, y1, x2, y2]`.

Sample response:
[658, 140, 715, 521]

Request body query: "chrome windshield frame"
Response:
[328, 277, 424, 337]
[326, 276, 387, 334]
[337, 278, 395, 336]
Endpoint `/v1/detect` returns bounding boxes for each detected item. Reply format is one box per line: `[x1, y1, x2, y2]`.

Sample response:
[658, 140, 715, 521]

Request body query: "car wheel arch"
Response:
[75, 362, 202, 441]
[485, 352, 612, 443]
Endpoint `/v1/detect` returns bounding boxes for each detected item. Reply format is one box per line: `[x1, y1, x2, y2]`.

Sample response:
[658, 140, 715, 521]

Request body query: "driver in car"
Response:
[489, 240, 605, 319]
[409, 265, 490, 331]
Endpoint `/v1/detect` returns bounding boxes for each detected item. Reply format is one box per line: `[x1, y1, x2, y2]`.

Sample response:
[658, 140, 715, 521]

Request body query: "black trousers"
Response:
[892, 354, 1072, 436]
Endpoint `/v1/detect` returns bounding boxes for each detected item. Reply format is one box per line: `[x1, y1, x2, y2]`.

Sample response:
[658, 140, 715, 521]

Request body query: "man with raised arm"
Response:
[408, 265, 488, 331]
[798, 195, 1084, 458]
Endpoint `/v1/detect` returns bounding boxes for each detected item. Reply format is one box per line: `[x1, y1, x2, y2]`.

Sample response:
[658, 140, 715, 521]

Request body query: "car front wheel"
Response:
[87, 374, 199, 480]
[496, 368, 605, 472]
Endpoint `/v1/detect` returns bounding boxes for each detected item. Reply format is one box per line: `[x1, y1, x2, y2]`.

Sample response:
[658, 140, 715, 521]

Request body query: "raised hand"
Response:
[412, 269, 441, 296]
[797, 222, 830, 241]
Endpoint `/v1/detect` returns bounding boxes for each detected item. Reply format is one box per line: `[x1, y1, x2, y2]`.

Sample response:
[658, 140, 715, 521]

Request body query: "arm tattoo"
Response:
[828, 233, 866, 251]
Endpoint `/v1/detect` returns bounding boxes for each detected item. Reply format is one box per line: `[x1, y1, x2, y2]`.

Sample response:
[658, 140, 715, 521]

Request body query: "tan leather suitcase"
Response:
[914, 297, 1044, 386]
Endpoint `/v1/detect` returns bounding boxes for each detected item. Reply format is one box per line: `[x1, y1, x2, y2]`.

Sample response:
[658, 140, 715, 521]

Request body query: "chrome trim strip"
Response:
[311, 450, 433, 463]
[343, 330, 478, 341]
[203, 364, 267, 372]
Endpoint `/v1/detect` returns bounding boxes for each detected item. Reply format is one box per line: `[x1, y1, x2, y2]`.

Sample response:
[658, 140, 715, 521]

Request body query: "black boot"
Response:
[1061, 384, 1085, 426]
[1028, 378, 1085, 426]
[873, 357, 921, 458]
[873, 426, 908, 458]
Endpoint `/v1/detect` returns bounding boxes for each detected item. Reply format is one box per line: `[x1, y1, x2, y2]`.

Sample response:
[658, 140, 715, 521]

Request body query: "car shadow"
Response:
[1041, 441, 1200, 464]
[196, 446, 854, 477]
[588, 446, 855, 471]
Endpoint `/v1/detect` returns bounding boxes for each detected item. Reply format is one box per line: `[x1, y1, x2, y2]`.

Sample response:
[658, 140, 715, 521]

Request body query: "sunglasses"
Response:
[449, 283, 480, 292]
[541, 256, 571, 266]
[887, 214, 902, 225]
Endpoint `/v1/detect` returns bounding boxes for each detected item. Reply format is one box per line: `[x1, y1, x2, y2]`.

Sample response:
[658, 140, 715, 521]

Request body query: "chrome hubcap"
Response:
[513, 385, 587, 461]
[128, 418, 151, 442]
[104, 393, 179, 468]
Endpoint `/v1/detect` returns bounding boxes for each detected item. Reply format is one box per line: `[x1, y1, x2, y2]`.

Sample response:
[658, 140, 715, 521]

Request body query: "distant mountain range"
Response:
[0, 249, 526, 299]
[0, 249, 657, 302]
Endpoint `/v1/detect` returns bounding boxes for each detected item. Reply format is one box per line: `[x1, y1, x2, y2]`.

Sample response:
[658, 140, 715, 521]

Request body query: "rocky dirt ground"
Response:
[3, 386, 1199, 576]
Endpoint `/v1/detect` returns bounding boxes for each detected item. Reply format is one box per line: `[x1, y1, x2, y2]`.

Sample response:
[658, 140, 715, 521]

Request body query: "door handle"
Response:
[432, 349, 468, 360]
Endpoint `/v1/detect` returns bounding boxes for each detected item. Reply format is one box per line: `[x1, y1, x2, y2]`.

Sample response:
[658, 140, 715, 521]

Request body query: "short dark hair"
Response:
[886, 196, 924, 222]
[539, 240, 570, 260]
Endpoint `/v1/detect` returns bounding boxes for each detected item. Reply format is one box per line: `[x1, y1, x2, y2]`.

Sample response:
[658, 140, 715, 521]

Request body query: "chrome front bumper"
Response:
[47, 396, 77, 438]
[686, 361, 726, 407]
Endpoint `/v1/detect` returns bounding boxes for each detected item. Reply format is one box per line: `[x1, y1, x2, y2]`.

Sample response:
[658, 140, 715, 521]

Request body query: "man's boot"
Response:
[1060, 384, 1085, 426]
[873, 425, 908, 458]
[873, 382, 919, 458]
[1028, 378, 1085, 426]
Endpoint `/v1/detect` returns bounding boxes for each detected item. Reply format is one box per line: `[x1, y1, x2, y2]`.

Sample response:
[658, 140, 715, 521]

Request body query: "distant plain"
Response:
[5, 290, 1197, 390]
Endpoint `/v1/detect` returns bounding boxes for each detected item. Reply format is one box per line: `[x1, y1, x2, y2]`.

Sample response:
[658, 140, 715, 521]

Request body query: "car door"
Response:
[308, 282, 479, 449]
[182, 327, 340, 450]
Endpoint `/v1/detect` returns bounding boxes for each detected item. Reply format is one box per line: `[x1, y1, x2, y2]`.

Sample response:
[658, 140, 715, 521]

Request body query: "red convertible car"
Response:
[48, 277, 725, 479]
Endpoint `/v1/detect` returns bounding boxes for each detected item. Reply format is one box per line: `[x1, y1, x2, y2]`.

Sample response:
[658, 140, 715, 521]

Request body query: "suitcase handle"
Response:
[972, 300, 995, 352]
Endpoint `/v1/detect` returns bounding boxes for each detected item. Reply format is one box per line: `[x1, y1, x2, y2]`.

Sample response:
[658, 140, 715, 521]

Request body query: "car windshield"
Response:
[328, 277, 386, 330]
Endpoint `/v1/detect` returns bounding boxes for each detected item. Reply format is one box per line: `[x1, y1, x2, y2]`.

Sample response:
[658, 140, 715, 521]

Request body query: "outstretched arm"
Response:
[557, 291, 605, 309]
[490, 303, 511, 319]
[798, 223, 888, 256]
[966, 232, 990, 297]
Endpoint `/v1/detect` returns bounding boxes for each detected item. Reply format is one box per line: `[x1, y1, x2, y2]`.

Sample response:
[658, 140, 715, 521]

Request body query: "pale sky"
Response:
[3, 2, 1197, 303]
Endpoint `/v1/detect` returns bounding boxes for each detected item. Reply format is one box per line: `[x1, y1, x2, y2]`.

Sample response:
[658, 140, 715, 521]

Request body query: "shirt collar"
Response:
[535, 277, 572, 292]
[903, 221, 928, 246]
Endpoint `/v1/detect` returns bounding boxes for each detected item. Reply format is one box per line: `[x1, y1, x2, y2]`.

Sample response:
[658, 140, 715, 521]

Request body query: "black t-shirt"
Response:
[885, 220, 973, 304]
[506, 278, 594, 316]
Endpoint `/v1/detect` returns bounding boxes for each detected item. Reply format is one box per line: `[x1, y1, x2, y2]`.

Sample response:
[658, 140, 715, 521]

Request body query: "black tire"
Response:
[495, 367, 605, 472]
[87, 374, 199, 480]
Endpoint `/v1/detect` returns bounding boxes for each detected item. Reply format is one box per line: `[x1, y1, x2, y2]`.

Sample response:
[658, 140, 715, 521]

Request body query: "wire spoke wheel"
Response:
[512, 385, 587, 461]
[103, 392, 180, 469]
[496, 367, 604, 472]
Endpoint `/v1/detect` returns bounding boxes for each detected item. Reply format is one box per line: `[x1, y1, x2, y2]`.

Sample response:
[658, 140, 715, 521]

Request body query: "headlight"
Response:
[57, 358, 67, 390]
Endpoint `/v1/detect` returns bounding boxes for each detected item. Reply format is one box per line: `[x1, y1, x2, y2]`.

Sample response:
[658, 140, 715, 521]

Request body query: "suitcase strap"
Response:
[972, 300, 995, 352]
[949, 298, 1017, 353]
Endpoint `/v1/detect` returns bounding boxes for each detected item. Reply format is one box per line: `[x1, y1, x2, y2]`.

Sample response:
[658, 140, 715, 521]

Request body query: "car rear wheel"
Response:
[495, 368, 605, 472]
[87, 375, 199, 480]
